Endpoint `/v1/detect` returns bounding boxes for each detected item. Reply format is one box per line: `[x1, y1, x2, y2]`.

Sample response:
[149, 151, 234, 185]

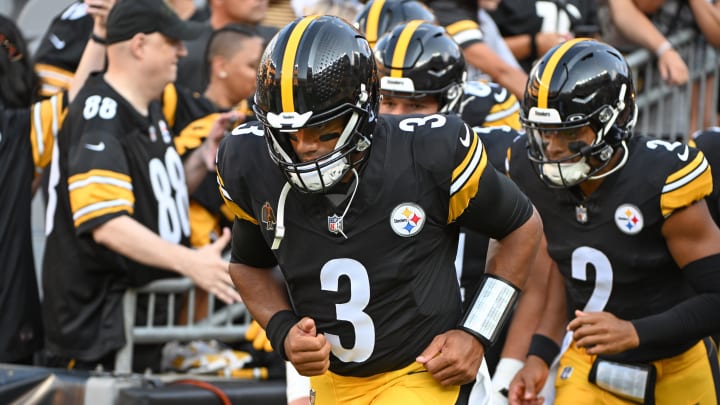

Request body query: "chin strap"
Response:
[271, 182, 292, 250]
[334, 168, 360, 240]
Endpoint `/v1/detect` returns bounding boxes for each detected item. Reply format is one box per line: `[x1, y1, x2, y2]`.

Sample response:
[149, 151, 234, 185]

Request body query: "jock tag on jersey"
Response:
[389, 203, 426, 237]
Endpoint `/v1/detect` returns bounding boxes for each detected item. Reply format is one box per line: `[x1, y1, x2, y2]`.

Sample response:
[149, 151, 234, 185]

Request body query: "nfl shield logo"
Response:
[328, 214, 343, 234]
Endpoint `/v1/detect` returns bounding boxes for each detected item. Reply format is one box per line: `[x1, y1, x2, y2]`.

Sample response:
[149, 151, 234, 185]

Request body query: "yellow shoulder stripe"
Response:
[661, 152, 712, 217]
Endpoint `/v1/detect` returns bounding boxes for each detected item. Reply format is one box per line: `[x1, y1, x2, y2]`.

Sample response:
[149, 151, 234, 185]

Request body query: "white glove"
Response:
[491, 358, 525, 405]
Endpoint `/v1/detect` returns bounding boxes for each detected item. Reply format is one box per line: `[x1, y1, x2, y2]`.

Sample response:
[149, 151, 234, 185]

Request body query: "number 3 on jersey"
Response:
[320, 259, 376, 362]
[149, 147, 190, 243]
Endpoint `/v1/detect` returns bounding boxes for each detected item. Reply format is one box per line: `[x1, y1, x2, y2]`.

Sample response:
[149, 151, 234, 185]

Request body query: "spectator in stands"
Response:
[598, 0, 689, 86]
[173, 25, 264, 324]
[423, 0, 529, 99]
[33, 0, 206, 98]
[41, 0, 242, 373]
[475, 0, 524, 78]
[217, 15, 542, 404]
[0, 1, 108, 366]
[176, 0, 277, 93]
[355, 0, 529, 99]
[507, 39, 720, 405]
[488, 0, 598, 73]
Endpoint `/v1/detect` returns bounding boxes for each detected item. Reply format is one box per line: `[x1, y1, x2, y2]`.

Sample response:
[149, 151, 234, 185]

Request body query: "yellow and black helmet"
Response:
[354, 0, 435, 48]
[254, 15, 379, 193]
[522, 39, 637, 187]
[374, 21, 465, 113]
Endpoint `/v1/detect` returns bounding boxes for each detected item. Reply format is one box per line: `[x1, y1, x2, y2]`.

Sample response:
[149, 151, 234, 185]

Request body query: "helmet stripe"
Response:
[365, 0, 386, 46]
[537, 38, 589, 108]
[281, 15, 319, 112]
[391, 20, 424, 78]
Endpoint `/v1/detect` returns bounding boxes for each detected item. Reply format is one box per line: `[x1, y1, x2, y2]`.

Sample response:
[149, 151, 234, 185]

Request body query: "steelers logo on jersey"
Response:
[390, 203, 426, 237]
[614, 204, 644, 235]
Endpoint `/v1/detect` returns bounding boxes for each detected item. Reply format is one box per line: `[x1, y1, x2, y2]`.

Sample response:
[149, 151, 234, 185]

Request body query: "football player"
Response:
[507, 39, 720, 404]
[216, 15, 543, 404]
[373, 20, 550, 402]
[355, 0, 528, 99]
[41, 0, 242, 372]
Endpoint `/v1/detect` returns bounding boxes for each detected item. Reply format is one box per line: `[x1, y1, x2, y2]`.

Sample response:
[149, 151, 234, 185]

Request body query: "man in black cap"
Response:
[41, 0, 242, 372]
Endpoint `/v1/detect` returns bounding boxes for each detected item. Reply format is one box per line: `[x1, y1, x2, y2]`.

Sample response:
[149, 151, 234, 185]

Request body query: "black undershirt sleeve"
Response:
[230, 218, 278, 268]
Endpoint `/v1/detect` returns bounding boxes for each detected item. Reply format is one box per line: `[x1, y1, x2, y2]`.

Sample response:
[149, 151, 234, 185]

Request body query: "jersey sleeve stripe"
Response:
[73, 201, 134, 227]
[162, 83, 179, 129]
[664, 152, 706, 186]
[217, 172, 258, 224]
[35, 63, 73, 97]
[30, 92, 66, 170]
[451, 127, 480, 189]
[661, 155, 712, 217]
[69, 169, 132, 185]
[445, 20, 480, 36]
[449, 132, 488, 223]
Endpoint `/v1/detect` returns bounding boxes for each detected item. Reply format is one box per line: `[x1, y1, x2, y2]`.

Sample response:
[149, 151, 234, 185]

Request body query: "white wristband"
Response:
[492, 358, 525, 392]
[655, 40, 672, 58]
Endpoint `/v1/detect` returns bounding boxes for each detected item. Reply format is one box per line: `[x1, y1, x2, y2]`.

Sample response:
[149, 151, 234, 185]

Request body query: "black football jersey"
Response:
[34, 2, 93, 97]
[0, 92, 67, 361]
[217, 113, 517, 376]
[691, 127, 720, 225]
[459, 81, 521, 130]
[508, 135, 712, 362]
[42, 75, 191, 360]
[423, 0, 484, 48]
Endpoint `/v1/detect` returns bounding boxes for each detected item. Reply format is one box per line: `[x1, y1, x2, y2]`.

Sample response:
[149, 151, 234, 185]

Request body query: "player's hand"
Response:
[205, 111, 244, 170]
[285, 317, 331, 377]
[183, 227, 242, 304]
[657, 48, 688, 85]
[567, 310, 639, 355]
[246, 320, 273, 352]
[508, 356, 548, 405]
[416, 329, 484, 386]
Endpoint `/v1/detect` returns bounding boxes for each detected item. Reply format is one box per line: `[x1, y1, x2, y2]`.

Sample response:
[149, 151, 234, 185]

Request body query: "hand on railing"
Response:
[246, 320, 274, 352]
[657, 45, 689, 86]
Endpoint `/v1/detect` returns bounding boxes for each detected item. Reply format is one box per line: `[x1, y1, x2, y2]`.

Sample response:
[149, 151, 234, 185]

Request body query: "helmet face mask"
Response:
[254, 16, 379, 194]
[374, 21, 466, 114]
[521, 39, 637, 188]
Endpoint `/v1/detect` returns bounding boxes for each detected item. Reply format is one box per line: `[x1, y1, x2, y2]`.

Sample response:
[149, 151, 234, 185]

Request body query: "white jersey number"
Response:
[571, 246, 613, 312]
[149, 147, 190, 243]
[320, 258, 375, 363]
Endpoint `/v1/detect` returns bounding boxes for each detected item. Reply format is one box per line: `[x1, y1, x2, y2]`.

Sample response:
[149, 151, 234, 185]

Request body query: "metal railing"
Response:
[114, 278, 251, 373]
[626, 28, 719, 141]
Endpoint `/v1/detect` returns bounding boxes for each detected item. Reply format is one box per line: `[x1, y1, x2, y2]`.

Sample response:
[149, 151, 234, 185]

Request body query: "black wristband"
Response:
[90, 33, 106, 45]
[529, 32, 538, 61]
[266, 310, 301, 361]
[527, 334, 560, 367]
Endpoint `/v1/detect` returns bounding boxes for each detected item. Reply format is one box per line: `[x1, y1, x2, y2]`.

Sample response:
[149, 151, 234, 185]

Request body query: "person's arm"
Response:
[69, 0, 116, 101]
[688, 0, 720, 48]
[491, 236, 553, 401]
[462, 42, 528, 99]
[92, 215, 241, 304]
[607, 0, 688, 85]
[508, 259, 567, 405]
[569, 199, 720, 355]
[182, 111, 239, 194]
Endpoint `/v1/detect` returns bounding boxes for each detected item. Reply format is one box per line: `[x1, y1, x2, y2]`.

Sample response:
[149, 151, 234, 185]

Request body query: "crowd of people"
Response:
[2, 0, 720, 404]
